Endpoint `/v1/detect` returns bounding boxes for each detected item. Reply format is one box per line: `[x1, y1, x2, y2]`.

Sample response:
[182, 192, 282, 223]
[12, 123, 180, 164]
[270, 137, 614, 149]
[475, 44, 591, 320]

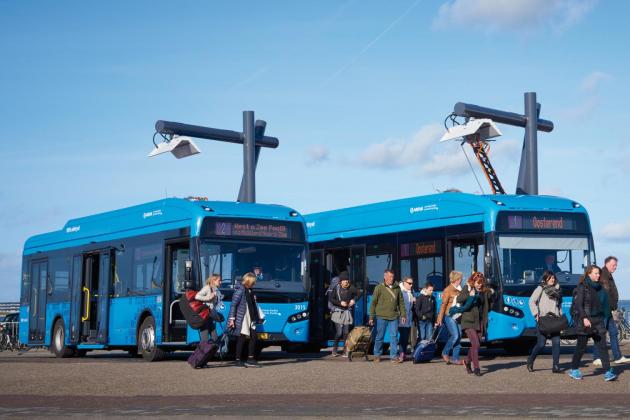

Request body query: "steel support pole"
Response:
[242, 111, 256, 203]
[523, 92, 538, 195]
[237, 120, 265, 202]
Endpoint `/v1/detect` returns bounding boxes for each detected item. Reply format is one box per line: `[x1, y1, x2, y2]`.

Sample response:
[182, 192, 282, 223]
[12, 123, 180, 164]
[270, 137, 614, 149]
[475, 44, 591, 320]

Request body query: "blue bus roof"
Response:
[24, 198, 304, 255]
[305, 192, 590, 242]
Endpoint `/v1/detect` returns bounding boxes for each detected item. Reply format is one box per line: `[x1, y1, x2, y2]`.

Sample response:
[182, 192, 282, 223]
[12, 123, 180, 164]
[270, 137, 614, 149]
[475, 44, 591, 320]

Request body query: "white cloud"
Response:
[305, 145, 330, 165]
[433, 0, 596, 33]
[600, 221, 630, 243]
[580, 71, 611, 92]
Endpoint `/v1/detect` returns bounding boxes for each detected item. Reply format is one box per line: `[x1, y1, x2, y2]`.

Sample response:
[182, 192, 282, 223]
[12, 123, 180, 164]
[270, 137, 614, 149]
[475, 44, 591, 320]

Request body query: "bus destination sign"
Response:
[501, 214, 577, 232]
[400, 240, 442, 258]
[215, 222, 290, 239]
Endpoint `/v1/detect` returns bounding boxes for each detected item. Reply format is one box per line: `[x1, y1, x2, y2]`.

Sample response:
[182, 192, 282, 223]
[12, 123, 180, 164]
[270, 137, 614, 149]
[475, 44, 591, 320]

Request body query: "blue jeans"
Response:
[593, 317, 622, 361]
[442, 316, 461, 362]
[418, 320, 434, 341]
[374, 317, 399, 358]
[529, 328, 560, 366]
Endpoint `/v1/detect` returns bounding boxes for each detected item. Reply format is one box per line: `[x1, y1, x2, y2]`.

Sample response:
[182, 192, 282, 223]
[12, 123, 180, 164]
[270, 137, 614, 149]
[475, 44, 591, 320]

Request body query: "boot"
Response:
[463, 359, 473, 374]
[552, 365, 562, 374]
[474, 368, 482, 377]
[526, 357, 534, 372]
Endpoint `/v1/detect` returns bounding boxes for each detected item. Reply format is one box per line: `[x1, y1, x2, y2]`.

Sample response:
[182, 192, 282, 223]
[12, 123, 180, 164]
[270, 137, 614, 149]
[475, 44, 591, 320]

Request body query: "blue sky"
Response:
[2, 0, 630, 300]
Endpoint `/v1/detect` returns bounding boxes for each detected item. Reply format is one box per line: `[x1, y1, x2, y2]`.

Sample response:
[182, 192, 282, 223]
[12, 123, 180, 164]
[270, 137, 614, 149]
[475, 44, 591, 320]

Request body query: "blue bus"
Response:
[19, 197, 309, 361]
[306, 192, 594, 352]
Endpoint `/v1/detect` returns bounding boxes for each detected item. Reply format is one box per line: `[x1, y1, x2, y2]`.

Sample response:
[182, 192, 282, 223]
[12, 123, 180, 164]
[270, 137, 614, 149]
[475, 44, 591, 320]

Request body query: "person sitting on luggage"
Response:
[228, 273, 263, 368]
[196, 274, 224, 341]
[329, 271, 358, 357]
[398, 276, 416, 362]
[415, 282, 436, 342]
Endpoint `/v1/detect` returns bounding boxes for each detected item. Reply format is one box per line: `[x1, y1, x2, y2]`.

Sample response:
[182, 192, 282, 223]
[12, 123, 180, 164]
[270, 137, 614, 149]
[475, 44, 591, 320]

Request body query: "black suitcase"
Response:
[187, 341, 218, 369]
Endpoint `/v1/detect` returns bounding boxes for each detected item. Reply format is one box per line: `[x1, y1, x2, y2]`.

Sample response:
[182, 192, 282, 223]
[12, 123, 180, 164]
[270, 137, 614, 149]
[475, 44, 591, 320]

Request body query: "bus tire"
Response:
[138, 316, 165, 362]
[51, 319, 74, 358]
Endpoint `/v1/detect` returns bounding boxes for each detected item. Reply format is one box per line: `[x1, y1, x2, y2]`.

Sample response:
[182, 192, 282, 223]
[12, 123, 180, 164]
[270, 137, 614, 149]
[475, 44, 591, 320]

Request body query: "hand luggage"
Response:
[345, 326, 372, 362]
[179, 291, 224, 330]
[412, 327, 441, 364]
[187, 341, 218, 369]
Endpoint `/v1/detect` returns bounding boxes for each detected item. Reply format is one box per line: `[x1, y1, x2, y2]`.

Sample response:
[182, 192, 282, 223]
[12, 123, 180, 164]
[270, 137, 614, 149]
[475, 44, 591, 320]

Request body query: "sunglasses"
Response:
[405, 281, 413, 285]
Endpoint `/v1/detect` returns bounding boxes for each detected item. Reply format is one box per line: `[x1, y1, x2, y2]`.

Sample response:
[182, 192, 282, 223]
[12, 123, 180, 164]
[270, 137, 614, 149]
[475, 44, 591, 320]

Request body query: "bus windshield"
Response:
[496, 234, 592, 291]
[199, 241, 307, 294]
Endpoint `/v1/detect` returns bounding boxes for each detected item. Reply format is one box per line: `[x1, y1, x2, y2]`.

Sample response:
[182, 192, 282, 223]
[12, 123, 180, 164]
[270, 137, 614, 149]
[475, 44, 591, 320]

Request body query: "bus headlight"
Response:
[289, 311, 310, 323]
[502, 305, 524, 318]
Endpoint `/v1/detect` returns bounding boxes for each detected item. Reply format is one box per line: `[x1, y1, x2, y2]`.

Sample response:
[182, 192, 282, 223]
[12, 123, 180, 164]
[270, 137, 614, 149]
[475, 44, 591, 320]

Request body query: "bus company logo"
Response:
[306, 221, 316, 229]
[65, 226, 80, 233]
[409, 204, 438, 214]
[143, 209, 163, 219]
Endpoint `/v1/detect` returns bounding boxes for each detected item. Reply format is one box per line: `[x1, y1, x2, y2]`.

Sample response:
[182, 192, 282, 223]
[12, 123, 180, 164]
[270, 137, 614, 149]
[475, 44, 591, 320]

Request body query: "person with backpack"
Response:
[195, 274, 224, 342]
[592, 256, 629, 366]
[436, 271, 464, 365]
[328, 271, 358, 357]
[228, 273, 264, 368]
[453, 272, 492, 377]
[527, 270, 562, 373]
[568, 264, 617, 381]
[369, 269, 407, 363]
[415, 282, 436, 342]
[398, 276, 416, 362]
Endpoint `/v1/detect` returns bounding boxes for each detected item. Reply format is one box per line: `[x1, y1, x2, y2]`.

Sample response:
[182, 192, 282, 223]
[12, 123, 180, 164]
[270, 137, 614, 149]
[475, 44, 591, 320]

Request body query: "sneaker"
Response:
[604, 369, 618, 382]
[234, 361, 246, 368]
[391, 357, 402, 364]
[568, 369, 583, 380]
[341, 352, 348, 358]
[331, 352, 340, 357]
[592, 358, 602, 367]
[244, 360, 261, 368]
[613, 356, 630, 364]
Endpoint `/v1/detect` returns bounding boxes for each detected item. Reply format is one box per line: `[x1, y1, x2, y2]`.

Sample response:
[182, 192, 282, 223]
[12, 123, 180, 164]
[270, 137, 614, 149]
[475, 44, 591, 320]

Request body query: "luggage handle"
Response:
[429, 325, 442, 343]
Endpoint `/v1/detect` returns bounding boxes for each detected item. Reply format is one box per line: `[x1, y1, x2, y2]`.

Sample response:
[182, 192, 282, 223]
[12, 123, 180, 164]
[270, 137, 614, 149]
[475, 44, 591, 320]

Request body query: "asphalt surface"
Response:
[1, 345, 629, 418]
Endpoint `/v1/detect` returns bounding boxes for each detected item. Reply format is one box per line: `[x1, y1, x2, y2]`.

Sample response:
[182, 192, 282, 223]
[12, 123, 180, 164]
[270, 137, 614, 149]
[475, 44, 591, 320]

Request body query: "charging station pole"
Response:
[452, 92, 554, 195]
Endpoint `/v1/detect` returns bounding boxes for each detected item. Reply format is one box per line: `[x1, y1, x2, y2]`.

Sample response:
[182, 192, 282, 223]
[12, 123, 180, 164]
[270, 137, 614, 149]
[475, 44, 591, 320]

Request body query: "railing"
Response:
[0, 322, 23, 351]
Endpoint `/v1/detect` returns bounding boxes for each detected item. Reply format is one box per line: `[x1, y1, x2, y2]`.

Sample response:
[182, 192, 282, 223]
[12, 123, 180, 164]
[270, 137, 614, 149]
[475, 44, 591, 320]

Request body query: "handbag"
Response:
[537, 313, 569, 336]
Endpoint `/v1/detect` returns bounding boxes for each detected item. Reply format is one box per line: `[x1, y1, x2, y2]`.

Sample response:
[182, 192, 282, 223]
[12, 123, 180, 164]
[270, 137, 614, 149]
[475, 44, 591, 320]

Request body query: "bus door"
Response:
[28, 259, 49, 343]
[447, 235, 485, 281]
[80, 250, 113, 343]
[308, 250, 325, 344]
[350, 246, 366, 326]
[323, 247, 351, 343]
[69, 255, 83, 344]
[164, 240, 190, 343]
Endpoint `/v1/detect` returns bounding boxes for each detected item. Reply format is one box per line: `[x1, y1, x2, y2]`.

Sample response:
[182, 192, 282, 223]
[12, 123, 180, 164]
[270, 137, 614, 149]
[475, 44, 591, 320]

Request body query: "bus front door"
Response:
[80, 251, 112, 344]
[28, 259, 48, 343]
[308, 250, 325, 344]
[350, 246, 366, 326]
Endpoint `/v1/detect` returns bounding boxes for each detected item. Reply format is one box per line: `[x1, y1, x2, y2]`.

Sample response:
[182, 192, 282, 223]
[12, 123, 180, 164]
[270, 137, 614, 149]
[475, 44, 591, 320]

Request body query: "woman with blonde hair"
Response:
[436, 271, 464, 365]
[195, 274, 224, 342]
[228, 273, 263, 368]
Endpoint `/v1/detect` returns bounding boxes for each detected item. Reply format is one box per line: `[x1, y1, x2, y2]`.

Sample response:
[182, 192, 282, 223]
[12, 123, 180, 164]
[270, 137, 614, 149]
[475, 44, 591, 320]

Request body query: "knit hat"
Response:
[338, 271, 350, 281]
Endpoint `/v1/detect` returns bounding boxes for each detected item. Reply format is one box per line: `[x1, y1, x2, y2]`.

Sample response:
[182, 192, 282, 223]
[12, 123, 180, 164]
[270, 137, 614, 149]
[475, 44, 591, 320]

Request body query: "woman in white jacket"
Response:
[195, 274, 224, 341]
[527, 271, 562, 373]
[398, 277, 416, 362]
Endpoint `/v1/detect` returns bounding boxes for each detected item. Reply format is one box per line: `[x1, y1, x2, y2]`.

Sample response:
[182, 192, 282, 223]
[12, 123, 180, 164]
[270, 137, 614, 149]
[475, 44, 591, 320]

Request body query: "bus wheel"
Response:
[138, 316, 165, 362]
[51, 319, 74, 358]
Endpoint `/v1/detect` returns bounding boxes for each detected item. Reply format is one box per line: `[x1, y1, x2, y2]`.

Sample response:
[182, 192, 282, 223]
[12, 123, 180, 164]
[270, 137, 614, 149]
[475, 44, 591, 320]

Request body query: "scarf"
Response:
[542, 284, 561, 302]
[586, 278, 610, 321]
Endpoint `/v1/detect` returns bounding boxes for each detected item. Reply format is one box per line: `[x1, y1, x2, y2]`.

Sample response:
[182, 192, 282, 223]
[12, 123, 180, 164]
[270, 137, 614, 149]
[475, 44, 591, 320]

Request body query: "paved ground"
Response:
[1, 345, 629, 418]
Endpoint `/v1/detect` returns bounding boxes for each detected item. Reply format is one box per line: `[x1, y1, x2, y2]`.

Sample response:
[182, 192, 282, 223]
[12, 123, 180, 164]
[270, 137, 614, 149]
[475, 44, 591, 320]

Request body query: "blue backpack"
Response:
[326, 276, 341, 312]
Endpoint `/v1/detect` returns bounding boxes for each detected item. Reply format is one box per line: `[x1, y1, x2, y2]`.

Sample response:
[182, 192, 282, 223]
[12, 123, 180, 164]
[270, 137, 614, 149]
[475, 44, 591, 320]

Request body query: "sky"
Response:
[1, 0, 630, 301]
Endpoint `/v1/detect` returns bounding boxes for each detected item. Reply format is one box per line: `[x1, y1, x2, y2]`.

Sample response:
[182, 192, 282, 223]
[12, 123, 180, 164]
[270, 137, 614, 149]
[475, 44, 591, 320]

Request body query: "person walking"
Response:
[328, 271, 358, 357]
[228, 273, 263, 368]
[592, 256, 630, 366]
[369, 269, 407, 364]
[436, 271, 464, 365]
[527, 271, 563, 373]
[415, 282, 436, 342]
[455, 272, 492, 377]
[398, 276, 416, 362]
[196, 274, 224, 342]
[568, 265, 617, 381]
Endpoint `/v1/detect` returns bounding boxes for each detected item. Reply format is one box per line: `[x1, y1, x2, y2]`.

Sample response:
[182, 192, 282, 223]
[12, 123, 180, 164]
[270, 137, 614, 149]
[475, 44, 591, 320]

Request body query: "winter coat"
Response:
[457, 285, 491, 333]
[415, 290, 436, 322]
[329, 285, 358, 311]
[437, 283, 461, 324]
[601, 267, 619, 311]
[228, 284, 260, 336]
[529, 284, 562, 318]
[399, 285, 415, 327]
[572, 281, 606, 336]
[369, 282, 406, 321]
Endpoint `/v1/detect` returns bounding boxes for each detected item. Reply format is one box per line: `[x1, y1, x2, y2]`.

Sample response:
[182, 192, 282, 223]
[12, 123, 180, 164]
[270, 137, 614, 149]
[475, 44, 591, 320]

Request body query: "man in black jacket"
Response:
[415, 282, 436, 342]
[593, 256, 629, 365]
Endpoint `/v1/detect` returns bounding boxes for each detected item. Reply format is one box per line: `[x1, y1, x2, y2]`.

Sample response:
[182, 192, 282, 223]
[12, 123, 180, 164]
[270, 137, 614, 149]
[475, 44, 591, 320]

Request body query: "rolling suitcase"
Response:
[345, 326, 373, 362]
[412, 327, 441, 364]
[187, 341, 218, 369]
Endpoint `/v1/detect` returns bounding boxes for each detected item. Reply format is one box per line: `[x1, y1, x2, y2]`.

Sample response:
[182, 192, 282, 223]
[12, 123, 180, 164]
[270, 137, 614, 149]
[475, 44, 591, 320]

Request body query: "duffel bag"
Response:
[179, 290, 224, 329]
[538, 313, 569, 336]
